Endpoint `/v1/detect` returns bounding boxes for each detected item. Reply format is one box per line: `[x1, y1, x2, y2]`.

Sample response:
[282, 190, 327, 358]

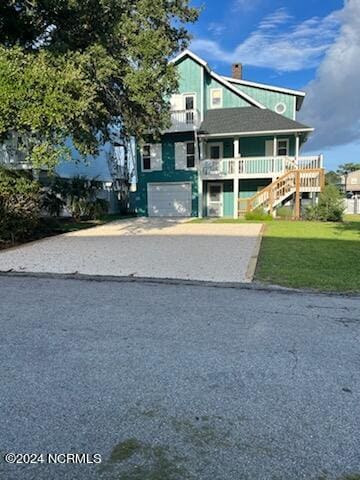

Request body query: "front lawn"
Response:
[256, 217, 360, 292]
[190, 215, 360, 292]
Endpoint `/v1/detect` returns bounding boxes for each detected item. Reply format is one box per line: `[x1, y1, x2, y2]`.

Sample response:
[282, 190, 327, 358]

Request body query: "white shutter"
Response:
[150, 143, 162, 171]
[175, 142, 187, 170]
[170, 94, 183, 111]
[265, 140, 274, 157]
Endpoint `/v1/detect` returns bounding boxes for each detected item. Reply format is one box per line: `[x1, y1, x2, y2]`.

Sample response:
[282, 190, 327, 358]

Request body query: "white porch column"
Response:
[233, 137, 240, 218]
[233, 176, 239, 219]
[198, 139, 204, 218]
[273, 136, 278, 157]
[233, 137, 240, 158]
[198, 175, 203, 218]
[295, 134, 300, 160]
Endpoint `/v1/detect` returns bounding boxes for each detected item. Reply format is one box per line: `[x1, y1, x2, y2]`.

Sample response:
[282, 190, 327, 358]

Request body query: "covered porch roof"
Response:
[198, 107, 313, 138]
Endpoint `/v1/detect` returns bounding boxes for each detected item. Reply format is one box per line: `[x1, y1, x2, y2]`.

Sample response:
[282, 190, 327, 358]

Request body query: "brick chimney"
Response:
[232, 63, 242, 80]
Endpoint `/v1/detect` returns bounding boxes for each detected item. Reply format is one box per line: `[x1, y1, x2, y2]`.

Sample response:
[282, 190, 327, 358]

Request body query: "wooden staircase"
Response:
[238, 168, 325, 218]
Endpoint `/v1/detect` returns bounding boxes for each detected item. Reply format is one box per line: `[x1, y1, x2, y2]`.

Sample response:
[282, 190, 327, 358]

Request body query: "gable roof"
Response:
[199, 107, 313, 137]
[223, 76, 306, 111]
[170, 50, 266, 110]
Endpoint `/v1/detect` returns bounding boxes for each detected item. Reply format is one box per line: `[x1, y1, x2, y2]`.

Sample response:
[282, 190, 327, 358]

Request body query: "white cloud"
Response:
[300, 0, 360, 151]
[233, 0, 261, 11]
[191, 8, 341, 72]
[208, 22, 226, 37]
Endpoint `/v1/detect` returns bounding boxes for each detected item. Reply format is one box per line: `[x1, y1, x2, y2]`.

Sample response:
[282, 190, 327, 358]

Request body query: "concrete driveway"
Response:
[0, 218, 263, 283]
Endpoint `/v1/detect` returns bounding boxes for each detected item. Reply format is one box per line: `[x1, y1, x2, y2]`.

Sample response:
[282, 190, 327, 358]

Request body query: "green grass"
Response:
[255, 217, 360, 292]
[189, 215, 360, 292]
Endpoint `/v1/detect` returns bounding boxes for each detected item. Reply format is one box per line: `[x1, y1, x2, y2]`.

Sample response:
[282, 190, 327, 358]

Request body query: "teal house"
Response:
[132, 50, 324, 218]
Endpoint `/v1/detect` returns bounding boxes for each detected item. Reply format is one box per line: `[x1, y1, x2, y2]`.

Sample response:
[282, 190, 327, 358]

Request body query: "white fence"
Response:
[344, 197, 360, 214]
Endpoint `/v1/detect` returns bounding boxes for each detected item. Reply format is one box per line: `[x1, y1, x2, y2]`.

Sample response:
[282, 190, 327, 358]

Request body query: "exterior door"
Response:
[207, 183, 223, 217]
[184, 95, 195, 125]
[209, 143, 222, 159]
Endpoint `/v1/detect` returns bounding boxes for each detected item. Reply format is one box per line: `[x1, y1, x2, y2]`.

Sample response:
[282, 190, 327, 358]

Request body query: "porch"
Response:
[201, 171, 324, 219]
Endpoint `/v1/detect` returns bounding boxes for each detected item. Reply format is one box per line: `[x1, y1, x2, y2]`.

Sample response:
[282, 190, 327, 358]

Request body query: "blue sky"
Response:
[188, 0, 360, 171]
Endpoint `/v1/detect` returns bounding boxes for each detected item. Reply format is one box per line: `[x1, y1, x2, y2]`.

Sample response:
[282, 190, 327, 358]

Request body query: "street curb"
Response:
[245, 224, 265, 281]
[0, 270, 359, 298]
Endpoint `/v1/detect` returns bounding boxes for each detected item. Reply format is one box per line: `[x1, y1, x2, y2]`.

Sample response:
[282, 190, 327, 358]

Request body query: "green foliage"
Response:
[245, 208, 273, 221]
[46, 176, 109, 220]
[90, 198, 109, 220]
[0, 166, 41, 242]
[40, 190, 65, 217]
[304, 185, 345, 222]
[0, 1, 199, 168]
[325, 170, 341, 186]
[276, 206, 293, 219]
[337, 163, 360, 175]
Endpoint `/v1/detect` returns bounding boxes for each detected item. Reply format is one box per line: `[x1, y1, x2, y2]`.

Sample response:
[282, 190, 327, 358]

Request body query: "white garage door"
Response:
[148, 183, 192, 217]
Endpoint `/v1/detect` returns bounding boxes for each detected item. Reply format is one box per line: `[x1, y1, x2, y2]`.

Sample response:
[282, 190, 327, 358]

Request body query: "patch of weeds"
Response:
[110, 439, 142, 463]
[106, 439, 189, 480]
[339, 475, 360, 480]
[119, 444, 188, 480]
[318, 473, 360, 480]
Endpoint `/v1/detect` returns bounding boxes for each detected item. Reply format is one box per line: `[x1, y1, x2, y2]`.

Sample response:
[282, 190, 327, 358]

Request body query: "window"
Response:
[275, 102, 287, 114]
[277, 139, 289, 156]
[142, 145, 151, 170]
[211, 88, 222, 108]
[209, 143, 222, 159]
[186, 142, 195, 168]
[185, 96, 194, 110]
[184, 95, 195, 124]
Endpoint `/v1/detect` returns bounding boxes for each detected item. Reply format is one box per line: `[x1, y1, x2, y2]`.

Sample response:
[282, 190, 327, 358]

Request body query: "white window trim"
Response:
[275, 102, 287, 115]
[277, 139, 289, 156]
[183, 93, 197, 111]
[141, 144, 152, 172]
[207, 182, 224, 217]
[208, 142, 223, 159]
[210, 88, 223, 109]
[140, 144, 162, 172]
[185, 141, 197, 170]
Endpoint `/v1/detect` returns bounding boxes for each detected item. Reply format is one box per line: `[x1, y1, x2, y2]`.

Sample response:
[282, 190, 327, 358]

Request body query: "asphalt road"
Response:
[0, 276, 359, 480]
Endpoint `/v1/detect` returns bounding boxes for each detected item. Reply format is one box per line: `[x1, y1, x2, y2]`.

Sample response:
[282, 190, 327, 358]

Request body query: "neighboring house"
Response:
[0, 130, 136, 214]
[344, 170, 360, 195]
[132, 50, 325, 218]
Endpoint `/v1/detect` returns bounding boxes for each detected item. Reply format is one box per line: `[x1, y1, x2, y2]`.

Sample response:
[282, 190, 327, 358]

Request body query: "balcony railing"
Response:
[165, 109, 201, 132]
[200, 155, 323, 179]
[0, 146, 30, 169]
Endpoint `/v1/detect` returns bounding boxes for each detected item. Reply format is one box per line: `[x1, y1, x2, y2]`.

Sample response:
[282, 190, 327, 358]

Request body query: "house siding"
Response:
[177, 57, 203, 114]
[231, 83, 296, 119]
[134, 132, 198, 216]
[205, 74, 251, 110]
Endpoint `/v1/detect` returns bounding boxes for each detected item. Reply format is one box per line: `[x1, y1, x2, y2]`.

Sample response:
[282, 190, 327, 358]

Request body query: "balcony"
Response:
[200, 155, 323, 180]
[164, 109, 201, 133]
[0, 146, 31, 170]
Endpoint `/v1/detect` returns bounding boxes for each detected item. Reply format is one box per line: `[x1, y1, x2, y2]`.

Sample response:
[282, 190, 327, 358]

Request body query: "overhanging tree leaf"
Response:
[0, 0, 199, 168]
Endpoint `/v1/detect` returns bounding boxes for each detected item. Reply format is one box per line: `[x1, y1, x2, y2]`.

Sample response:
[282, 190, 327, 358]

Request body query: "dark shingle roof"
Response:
[199, 107, 312, 135]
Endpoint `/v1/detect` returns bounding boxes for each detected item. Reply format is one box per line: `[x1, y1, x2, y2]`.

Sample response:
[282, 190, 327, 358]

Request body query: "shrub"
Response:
[276, 206, 294, 219]
[0, 167, 41, 243]
[304, 185, 345, 222]
[44, 176, 110, 220]
[245, 207, 273, 221]
[40, 189, 65, 217]
[89, 198, 109, 219]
